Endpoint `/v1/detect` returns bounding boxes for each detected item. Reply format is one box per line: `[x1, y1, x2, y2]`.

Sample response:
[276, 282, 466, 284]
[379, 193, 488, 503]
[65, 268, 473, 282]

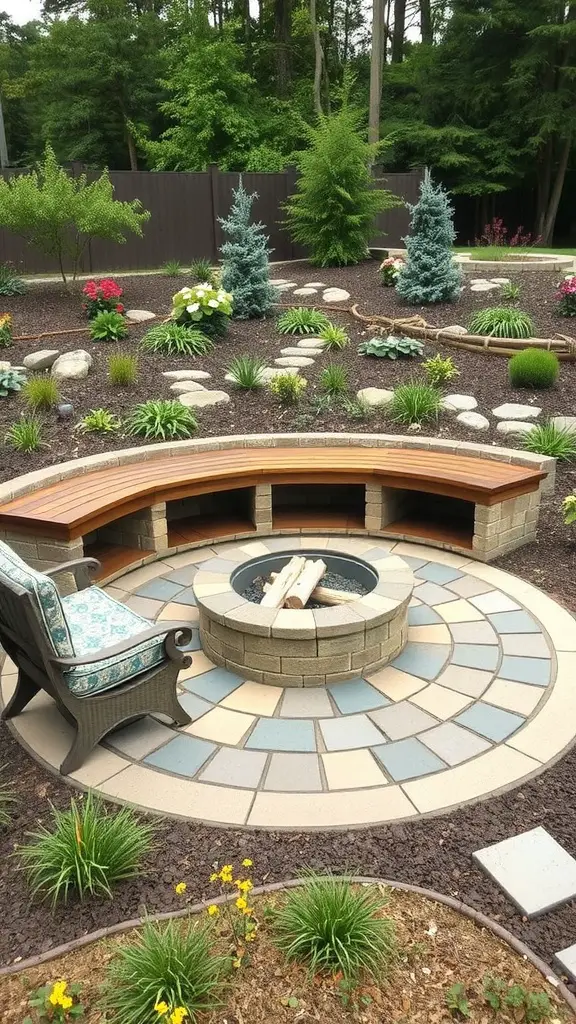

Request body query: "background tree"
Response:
[396, 168, 462, 304]
[219, 179, 276, 318]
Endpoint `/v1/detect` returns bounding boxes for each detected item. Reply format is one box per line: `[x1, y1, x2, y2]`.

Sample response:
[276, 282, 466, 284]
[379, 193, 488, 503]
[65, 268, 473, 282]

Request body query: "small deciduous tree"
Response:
[395, 169, 462, 304]
[0, 146, 149, 286]
[219, 179, 276, 319]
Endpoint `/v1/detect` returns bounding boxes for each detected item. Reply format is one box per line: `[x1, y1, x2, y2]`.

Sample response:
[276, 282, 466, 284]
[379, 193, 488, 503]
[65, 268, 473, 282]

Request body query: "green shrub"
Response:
[522, 421, 576, 460]
[277, 307, 330, 335]
[0, 766, 15, 826]
[220, 180, 276, 319]
[89, 310, 129, 342]
[22, 375, 60, 410]
[78, 409, 121, 433]
[422, 353, 460, 387]
[141, 323, 214, 357]
[270, 373, 307, 404]
[0, 368, 26, 396]
[508, 348, 559, 389]
[0, 314, 12, 347]
[108, 351, 139, 386]
[395, 170, 462, 304]
[358, 335, 424, 360]
[562, 493, 576, 525]
[171, 284, 232, 338]
[319, 363, 348, 397]
[162, 259, 182, 277]
[468, 307, 534, 339]
[501, 281, 521, 302]
[342, 396, 375, 421]
[190, 258, 216, 285]
[274, 875, 397, 984]
[319, 323, 349, 350]
[4, 415, 43, 452]
[0, 264, 26, 296]
[18, 792, 156, 906]
[126, 399, 198, 440]
[390, 381, 442, 425]
[227, 355, 266, 389]
[102, 918, 226, 1024]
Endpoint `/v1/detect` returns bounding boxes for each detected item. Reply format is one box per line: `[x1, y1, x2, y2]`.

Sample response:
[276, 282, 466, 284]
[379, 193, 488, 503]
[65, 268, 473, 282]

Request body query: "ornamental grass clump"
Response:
[319, 323, 349, 350]
[508, 348, 559, 389]
[18, 791, 156, 906]
[108, 350, 139, 386]
[23, 375, 60, 410]
[522, 421, 576, 461]
[277, 307, 330, 335]
[226, 354, 266, 389]
[319, 363, 348, 397]
[5, 415, 43, 452]
[468, 307, 534, 339]
[78, 408, 121, 433]
[171, 284, 232, 338]
[126, 399, 198, 440]
[390, 381, 442, 425]
[141, 323, 214, 357]
[274, 874, 397, 985]
[89, 309, 128, 342]
[190, 258, 216, 285]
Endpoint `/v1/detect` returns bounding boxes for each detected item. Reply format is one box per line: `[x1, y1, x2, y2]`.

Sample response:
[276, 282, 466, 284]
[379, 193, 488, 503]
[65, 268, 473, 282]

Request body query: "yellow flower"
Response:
[237, 879, 253, 893]
[207, 904, 219, 916]
[219, 864, 233, 883]
[170, 1008, 188, 1024]
[245, 930, 256, 942]
[49, 981, 68, 1006]
[235, 896, 247, 910]
[209, 872, 218, 882]
[61, 995, 73, 1011]
[175, 882, 187, 895]
[154, 1000, 169, 1015]
[232, 957, 242, 969]
[242, 906, 253, 916]
[242, 858, 253, 867]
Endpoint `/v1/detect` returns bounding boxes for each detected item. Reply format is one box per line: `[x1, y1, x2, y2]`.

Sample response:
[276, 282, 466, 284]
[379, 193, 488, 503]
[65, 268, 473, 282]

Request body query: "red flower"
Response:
[116, 304, 124, 313]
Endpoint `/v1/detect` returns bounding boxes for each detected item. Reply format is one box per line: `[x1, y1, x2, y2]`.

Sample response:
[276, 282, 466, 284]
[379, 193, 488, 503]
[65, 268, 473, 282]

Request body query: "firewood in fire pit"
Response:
[284, 558, 327, 609]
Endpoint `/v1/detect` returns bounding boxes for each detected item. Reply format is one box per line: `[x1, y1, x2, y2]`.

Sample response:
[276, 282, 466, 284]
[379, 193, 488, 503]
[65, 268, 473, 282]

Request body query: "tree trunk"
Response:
[419, 0, 432, 43]
[541, 134, 571, 246]
[535, 139, 553, 239]
[391, 0, 405, 62]
[311, 0, 324, 115]
[368, 0, 384, 146]
[343, 0, 350, 63]
[126, 127, 138, 172]
[274, 0, 293, 97]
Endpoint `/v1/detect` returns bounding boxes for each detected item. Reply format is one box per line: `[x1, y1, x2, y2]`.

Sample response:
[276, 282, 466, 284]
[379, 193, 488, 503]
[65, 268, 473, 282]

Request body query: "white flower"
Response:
[186, 303, 200, 313]
[208, 299, 218, 307]
[181, 288, 192, 299]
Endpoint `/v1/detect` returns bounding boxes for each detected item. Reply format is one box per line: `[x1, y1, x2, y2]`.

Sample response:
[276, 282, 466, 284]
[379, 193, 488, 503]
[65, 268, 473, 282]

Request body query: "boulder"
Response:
[169, 380, 207, 394]
[552, 415, 576, 433]
[496, 420, 536, 436]
[492, 402, 541, 420]
[52, 349, 92, 380]
[304, 282, 326, 288]
[23, 349, 60, 371]
[442, 325, 468, 335]
[356, 387, 394, 407]
[441, 394, 478, 413]
[125, 309, 155, 322]
[179, 389, 230, 408]
[162, 369, 212, 380]
[274, 356, 315, 367]
[457, 411, 490, 431]
[322, 287, 350, 302]
[470, 281, 499, 292]
[0, 360, 10, 372]
[490, 277, 511, 285]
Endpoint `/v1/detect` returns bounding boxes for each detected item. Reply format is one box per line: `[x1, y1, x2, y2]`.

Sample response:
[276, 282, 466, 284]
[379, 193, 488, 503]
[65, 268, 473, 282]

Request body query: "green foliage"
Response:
[89, 310, 129, 342]
[126, 399, 198, 440]
[102, 917, 227, 1024]
[0, 766, 15, 827]
[0, 314, 13, 348]
[285, 105, 401, 266]
[501, 281, 521, 302]
[319, 364, 348, 397]
[4, 415, 43, 452]
[358, 335, 424, 359]
[342, 396, 375, 421]
[18, 791, 156, 906]
[141, 323, 214, 357]
[78, 408, 122, 434]
[162, 259, 183, 277]
[270, 373, 307, 403]
[482, 976, 552, 1021]
[522, 422, 576, 461]
[0, 147, 149, 285]
[227, 354, 266, 389]
[190, 259, 216, 285]
[422, 353, 460, 386]
[562, 494, 576, 526]
[396, 171, 463, 305]
[0, 263, 26, 296]
[171, 284, 232, 337]
[220, 180, 276, 319]
[468, 307, 534, 339]
[277, 307, 330, 335]
[22, 375, 59, 410]
[319, 323, 349, 350]
[0, 368, 26, 396]
[274, 875, 397, 984]
[24, 980, 84, 1022]
[108, 351, 138, 386]
[390, 381, 442, 425]
[445, 982, 470, 1018]
[508, 348, 559, 389]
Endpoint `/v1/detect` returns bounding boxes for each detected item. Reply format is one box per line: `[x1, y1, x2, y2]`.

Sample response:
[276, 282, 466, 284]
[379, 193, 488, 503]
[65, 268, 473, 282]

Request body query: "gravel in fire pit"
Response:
[242, 570, 368, 608]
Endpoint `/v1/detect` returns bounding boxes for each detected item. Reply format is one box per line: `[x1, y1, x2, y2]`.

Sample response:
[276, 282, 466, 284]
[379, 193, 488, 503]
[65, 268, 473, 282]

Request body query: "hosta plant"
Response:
[319, 323, 349, 350]
[141, 322, 214, 357]
[270, 373, 307, 404]
[358, 335, 424, 360]
[556, 275, 576, 317]
[421, 354, 460, 386]
[5, 415, 43, 452]
[0, 368, 26, 396]
[468, 307, 534, 338]
[171, 284, 232, 337]
[508, 348, 559, 389]
[89, 310, 128, 342]
[0, 262, 26, 296]
[0, 313, 12, 347]
[226, 355, 266, 389]
[126, 399, 198, 440]
[390, 381, 442, 425]
[78, 408, 121, 433]
[82, 277, 124, 318]
[277, 307, 330, 335]
[562, 493, 576, 525]
[522, 421, 576, 461]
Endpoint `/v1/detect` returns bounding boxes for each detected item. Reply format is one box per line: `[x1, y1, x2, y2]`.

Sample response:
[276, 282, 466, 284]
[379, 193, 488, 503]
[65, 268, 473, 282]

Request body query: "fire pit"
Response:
[193, 547, 414, 688]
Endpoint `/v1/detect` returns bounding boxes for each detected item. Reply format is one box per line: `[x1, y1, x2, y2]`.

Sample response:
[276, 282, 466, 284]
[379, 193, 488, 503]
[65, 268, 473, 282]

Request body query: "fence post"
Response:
[208, 164, 219, 262]
[284, 164, 299, 259]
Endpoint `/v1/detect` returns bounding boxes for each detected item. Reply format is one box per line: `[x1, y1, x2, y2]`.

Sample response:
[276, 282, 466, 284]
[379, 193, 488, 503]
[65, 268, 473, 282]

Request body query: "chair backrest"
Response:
[0, 540, 74, 659]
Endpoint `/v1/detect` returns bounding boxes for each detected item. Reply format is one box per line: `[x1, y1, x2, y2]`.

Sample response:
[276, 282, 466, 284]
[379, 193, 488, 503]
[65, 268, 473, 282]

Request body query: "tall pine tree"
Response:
[396, 169, 463, 304]
[219, 179, 276, 319]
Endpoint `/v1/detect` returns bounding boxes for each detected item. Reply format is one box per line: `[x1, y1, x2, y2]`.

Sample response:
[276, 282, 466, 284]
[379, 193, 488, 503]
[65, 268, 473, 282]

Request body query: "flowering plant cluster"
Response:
[24, 979, 84, 1022]
[174, 857, 257, 969]
[170, 283, 233, 336]
[154, 1001, 188, 1023]
[0, 313, 12, 348]
[82, 278, 124, 318]
[379, 256, 404, 286]
[474, 217, 541, 248]
[556, 275, 576, 317]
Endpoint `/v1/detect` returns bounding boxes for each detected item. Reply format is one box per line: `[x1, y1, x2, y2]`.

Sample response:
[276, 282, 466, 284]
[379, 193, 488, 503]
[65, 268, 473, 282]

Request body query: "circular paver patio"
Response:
[2, 535, 576, 830]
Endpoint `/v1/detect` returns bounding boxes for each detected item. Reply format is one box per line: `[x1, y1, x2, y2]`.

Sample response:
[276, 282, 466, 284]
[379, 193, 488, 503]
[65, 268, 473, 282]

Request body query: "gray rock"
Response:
[457, 411, 490, 431]
[297, 337, 326, 349]
[492, 402, 541, 420]
[260, 367, 299, 382]
[470, 281, 499, 292]
[443, 325, 468, 335]
[293, 287, 318, 296]
[496, 420, 536, 436]
[304, 282, 326, 288]
[322, 287, 350, 302]
[179, 389, 230, 408]
[274, 356, 315, 367]
[280, 346, 319, 358]
[490, 277, 511, 285]
[162, 369, 212, 381]
[356, 387, 394, 407]
[52, 349, 92, 380]
[274, 283, 297, 292]
[169, 380, 207, 394]
[23, 349, 60, 370]
[552, 416, 576, 433]
[125, 309, 155, 322]
[441, 394, 478, 413]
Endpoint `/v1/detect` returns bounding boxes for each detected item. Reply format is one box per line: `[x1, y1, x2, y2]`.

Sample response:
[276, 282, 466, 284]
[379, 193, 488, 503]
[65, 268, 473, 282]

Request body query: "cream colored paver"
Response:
[322, 750, 387, 790]
[366, 666, 427, 701]
[159, 548, 216, 569]
[185, 707, 255, 744]
[403, 746, 541, 813]
[393, 543, 471, 568]
[113, 562, 167, 591]
[0, 657, 16, 675]
[239, 540, 272, 556]
[501, 633, 552, 658]
[157, 602, 200, 623]
[437, 599, 484, 623]
[446, 576, 493, 599]
[179, 651, 216, 679]
[483, 678, 543, 716]
[408, 624, 452, 644]
[124, 595, 164, 619]
[222, 681, 282, 717]
[193, 583, 231, 597]
[374, 555, 411, 573]
[248, 785, 416, 828]
[0, 673, 16, 705]
[507, 652, 576, 762]
[10, 691, 74, 768]
[100, 765, 253, 824]
[436, 665, 493, 698]
[325, 537, 385, 554]
[410, 683, 472, 720]
[471, 591, 520, 614]
[70, 749, 128, 787]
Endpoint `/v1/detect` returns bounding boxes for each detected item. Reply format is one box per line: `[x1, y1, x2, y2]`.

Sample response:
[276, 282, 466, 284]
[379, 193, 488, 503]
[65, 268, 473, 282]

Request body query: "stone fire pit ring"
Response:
[194, 546, 414, 687]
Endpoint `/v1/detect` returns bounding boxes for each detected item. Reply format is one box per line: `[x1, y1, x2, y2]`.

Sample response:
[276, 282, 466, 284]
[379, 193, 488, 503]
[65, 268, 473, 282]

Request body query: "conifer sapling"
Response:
[219, 180, 276, 319]
[395, 169, 462, 305]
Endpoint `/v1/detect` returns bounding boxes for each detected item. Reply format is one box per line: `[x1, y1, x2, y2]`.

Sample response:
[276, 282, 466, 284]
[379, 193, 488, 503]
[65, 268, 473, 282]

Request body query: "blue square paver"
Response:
[328, 679, 389, 714]
[144, 734, 216, 776]
[183, 668, 243, 702]
[455, 702, 525, 742]
[173, 587, 198, 607]
[199, 557, 242, 573]
[178, 691, 213, 720]
[399, 555, 429, 570]
[408, 605, 442, 626]
[499, 656, 551, 687]
[360, 547, 398, 561]
[135, 578, 185, 601]
[391, 643, 450, 680]
[452, 644, 499, 671]
[246, 718, 316, 752]
[165, 567, 198, 586]
[372, 737, 446, 781]
[414, 581, 459, 606]
[415, 563, 464, 585]
[320, 714, 386, 751]
[488, 611, 540, 634]
[199, 746, 267, 788]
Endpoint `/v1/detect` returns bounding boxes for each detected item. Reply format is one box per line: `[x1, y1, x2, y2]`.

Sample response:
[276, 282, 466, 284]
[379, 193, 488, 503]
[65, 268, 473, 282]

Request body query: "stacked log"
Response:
[262, 560, 357, 608]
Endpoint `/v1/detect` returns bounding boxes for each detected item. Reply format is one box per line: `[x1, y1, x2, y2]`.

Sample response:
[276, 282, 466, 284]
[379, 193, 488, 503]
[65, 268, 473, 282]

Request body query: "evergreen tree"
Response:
[395, 169, 463, 304]
[219, 179, 276, 319]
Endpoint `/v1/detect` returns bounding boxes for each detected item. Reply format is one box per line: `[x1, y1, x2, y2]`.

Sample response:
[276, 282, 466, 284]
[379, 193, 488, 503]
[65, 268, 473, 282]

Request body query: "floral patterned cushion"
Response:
[61, 587, 166, 696]
[0, 539, 74, 657]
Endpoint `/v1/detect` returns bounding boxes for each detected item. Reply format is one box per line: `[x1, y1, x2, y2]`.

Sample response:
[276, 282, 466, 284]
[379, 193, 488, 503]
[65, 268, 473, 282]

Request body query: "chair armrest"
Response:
[48, 622, 193, 669]
[45, 557, 101, 591]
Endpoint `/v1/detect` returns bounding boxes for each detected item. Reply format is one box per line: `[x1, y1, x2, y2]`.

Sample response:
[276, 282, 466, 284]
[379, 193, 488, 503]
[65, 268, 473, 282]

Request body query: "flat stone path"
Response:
[474, 826, 576, 917]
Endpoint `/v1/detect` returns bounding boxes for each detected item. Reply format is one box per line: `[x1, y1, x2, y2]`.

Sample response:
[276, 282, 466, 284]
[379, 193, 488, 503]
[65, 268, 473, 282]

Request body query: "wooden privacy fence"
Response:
[0, 165, 423, 276]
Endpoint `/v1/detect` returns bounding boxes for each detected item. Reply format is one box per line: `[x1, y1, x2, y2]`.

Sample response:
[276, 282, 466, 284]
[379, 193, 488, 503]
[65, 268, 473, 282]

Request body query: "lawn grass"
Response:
[453, 246, 576, 259]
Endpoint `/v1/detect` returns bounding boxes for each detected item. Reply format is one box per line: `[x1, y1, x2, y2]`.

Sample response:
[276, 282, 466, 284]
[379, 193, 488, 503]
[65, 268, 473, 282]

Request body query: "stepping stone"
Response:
[492, 402, 541, 420]
[162, 370, 212, 380]
[269, 278, 291, 285]
[297, 337, 326, 349]
[260, 366, 299, 381]
[323, 287, 350, 302]
[305, 282, 326, 288]
[125, 309, 155, 322]
[490, 277, 510, 285]
[470, 281, 499, 292]
[457, 411, 490, 431]
[356, 387, 394, 407]
[470, 279, 487, 284]
[293, 287, 318, 296]
[280, 346, 320, 357]
[552, 415, 576, 433]
[441, 394, 478, 413]
[274, 356, 315, 367]
[274, 283, 297, 292]
[496, 420, 536, 436]
[169, 380, 207, 394]
[554, 944, 576, 983]
[473, 826, 576, 918]
[443, 325, 467, 335]
[23, 349, 60, 370]
[179, 390, 230, 408]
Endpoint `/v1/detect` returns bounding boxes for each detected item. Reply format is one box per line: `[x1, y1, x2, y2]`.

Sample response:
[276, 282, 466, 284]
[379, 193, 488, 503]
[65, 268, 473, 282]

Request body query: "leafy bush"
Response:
[0, 313, 12, 348]
[556, 275, 576, 317]
[0, 146, 149, 286]
[508, 348, 559, 389]
[23, 375, 60, 410]
[358, 335, 424, 360]
[342, 396, 375, 421]
[445, 982, 470, 1018]
[102, 917, 226, 1024]
[390, 381, 442, 425]
[468, 307, 534, 338]
[18, 792, 156, 905]
[162, 259, 182, 277]
[319, 323, 349, 350]
[379, 256, 404, 286]
[0, 368, 26, 396]
[190, 258, 216, 285]
[562, 493, 576, 525]
[25, 979, 84, 1021]
[78, 409, 122, 433]
[395, 170, 462, 304]
[483, 976, 552, 1022]
[277, 307, 330, 335]
[89, 310, 129, 342]
[227, 355, 266, 389]
[501, 281, 521, 302]
[5, 415, 43, 452]
[422, 353, 460, 386]
[82, 277, 124, 318]
[171, 283, 232, 337]
[126, 399, 198, 440]
[219, 179, 276, 318]
[274, 875, 397, 984]
[0, 263, 26, 296]
[319, 363, 348, 397]
[270, 373, 307, 403]
[141, 322, 214, 357]
[284, 105, 400, 266]
[522, 421, 576, 460]
[108, 351, 138, 386]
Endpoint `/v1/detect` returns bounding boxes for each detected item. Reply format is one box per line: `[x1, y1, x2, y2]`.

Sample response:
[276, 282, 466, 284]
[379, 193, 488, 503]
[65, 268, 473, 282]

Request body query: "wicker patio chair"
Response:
[0, 540, 193, 775]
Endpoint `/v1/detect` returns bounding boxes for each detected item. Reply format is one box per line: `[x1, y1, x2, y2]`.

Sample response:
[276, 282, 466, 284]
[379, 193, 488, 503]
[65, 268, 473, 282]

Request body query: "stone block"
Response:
[225, 659, 263, 683]
[351, 643, 382, 669]
[364, 515, 382, 531]
[303, 675, 326, 687]
[245, 633, 317, 657]
[209, 619, 245, 651]
[281, 653, 351, 675]
[262, 672, 304, 687]
[364, 622, 393, 648]
[244, 651, 282, 673]
[317, 632, 366, 657]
